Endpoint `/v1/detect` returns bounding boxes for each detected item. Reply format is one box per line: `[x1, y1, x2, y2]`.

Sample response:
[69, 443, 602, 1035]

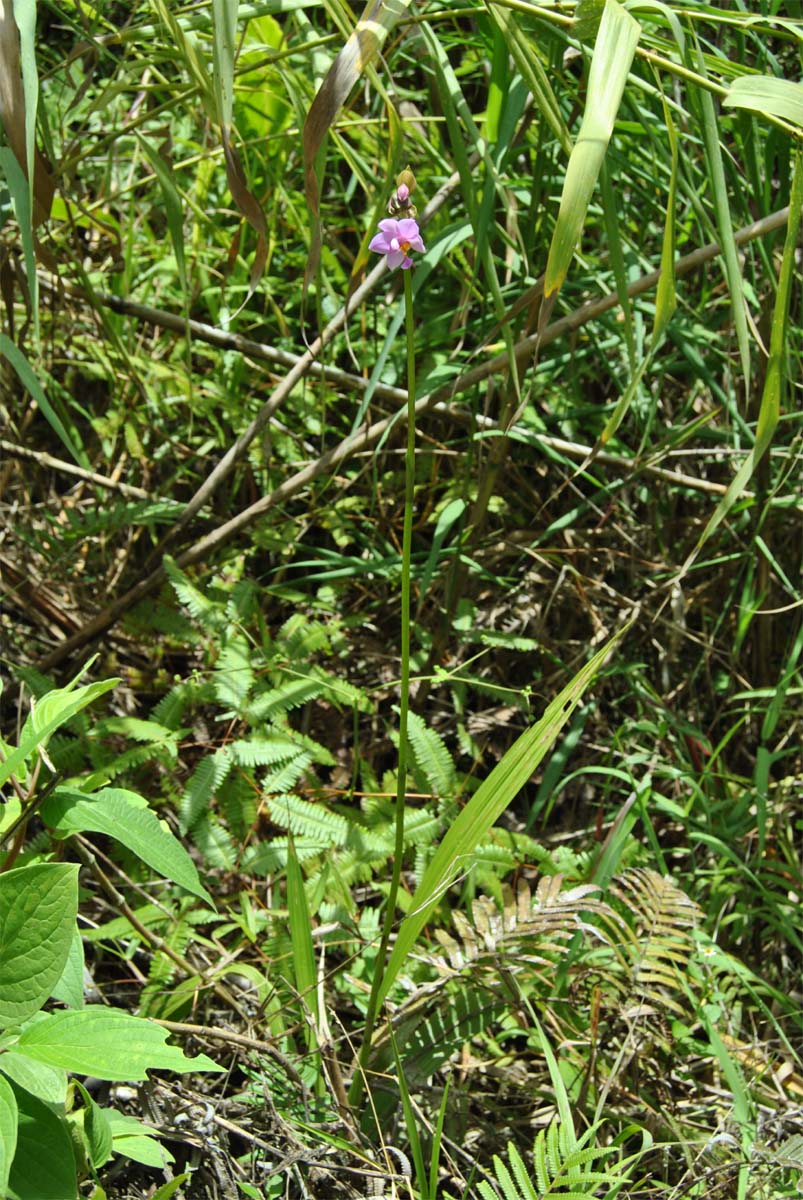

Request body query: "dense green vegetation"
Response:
[1, 0, 802, 1196]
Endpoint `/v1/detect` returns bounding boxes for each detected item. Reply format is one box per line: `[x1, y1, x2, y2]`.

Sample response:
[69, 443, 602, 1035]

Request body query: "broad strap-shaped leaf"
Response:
[0, 671, 117, 788]
[0, 1, 53, 223]
[0, 863, 78, 1027]
[213, 0, 268, 294]
[0, 1051, 66, 1106]
[543, 0, 641, 303]
[0, 331, 87, 466]
[6, 1081, 77, 1200]
[723, 75, 803, 129]
[375, 624, 630, 1008]
[73, 1081, 113, 1169]
[0, 1074, 17, 1198]
[136, 135, 188, 294]
[42, 786, 213, 906]
[106, 1111, 175, 1169]
[0, 0, 54, 338]
[303, 0, 412, 283]
[14, 1008, 222, 1081]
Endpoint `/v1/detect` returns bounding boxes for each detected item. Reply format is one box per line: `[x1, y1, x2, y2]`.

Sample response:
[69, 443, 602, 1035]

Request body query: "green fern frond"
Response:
[86, 738, 178, 786]
[484, 1154, 520, 1200]
[399, 805, 443, 846]
[179, 748, 232, 834]
[229, 736, 306, 768]
[151, 678, 213, 729]
[508, 1142, 539, 1200]
[189, 813, 237, 870]
[283, 730, 336, 766]
[312, 671, 373, 712]
[128, 599, 198, 640]
[164, 556, 221, 627]
[267, 792, 349, 844]
[46, 734, 87, 774]
[94, 716, 179, 744]
[214, 635, 255, 711]
[14, 665, 58, 699]
[484, 1121, 624, 1200]
[276, 613, 333, 658]
[218, 768, 259, 840]
[225, 578, 260, 624]
[243, 836, 321, 874]
[46, 498, 183, 543]
[373, 982, 507, 1091]
[406, 711, 457, 799]
[261, 751, 313, 795]
[246, 675, 326, 721]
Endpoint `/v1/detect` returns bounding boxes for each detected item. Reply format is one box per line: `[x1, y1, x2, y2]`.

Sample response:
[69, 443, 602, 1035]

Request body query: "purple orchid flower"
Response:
[369, 217, 425, 271]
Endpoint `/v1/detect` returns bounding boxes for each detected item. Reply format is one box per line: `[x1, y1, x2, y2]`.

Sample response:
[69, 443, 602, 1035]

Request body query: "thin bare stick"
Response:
[36, 205, 791, 671]
[38, 281, 407, 407]
[142, 165, 470, 564]
[45, 205, 789, 439]
[0, 437, 150, 499]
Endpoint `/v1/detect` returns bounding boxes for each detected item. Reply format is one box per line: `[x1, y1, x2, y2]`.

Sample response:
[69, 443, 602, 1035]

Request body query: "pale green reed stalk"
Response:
[351, 267, 416, 1108]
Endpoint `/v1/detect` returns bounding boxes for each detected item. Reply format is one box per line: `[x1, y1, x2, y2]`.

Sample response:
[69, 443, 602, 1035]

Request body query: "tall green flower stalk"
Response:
[351, 174, 424, 1108]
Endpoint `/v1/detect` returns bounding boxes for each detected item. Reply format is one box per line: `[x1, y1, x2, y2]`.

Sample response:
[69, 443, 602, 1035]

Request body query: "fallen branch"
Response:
[0, 437, 151, 499]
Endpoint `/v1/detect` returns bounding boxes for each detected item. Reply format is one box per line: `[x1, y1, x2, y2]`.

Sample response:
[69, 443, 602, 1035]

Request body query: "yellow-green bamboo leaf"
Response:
[543, 0, 641, 301]
[303, 0, 412, 281]
[375, 622, 630, 1009]
[211, 0, 238, 130]
[653, 89, 678, 343]
[600, 354, 652, 445]
[723, 75, 803, 129]
[694, 41, 751, 393]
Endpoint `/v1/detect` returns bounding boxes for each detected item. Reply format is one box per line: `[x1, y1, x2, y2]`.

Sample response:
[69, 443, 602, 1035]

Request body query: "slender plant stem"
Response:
[351, 269, 417, 1108]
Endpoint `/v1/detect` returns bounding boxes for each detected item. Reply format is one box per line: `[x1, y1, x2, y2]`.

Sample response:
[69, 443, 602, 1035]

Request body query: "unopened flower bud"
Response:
[396, 183, 410, 203]
[396, 167, 416, 194]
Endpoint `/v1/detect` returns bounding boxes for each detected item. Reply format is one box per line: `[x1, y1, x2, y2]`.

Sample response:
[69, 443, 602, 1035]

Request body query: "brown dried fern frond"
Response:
[606, 867, 702, 1018]
[434, 875, 619, 968]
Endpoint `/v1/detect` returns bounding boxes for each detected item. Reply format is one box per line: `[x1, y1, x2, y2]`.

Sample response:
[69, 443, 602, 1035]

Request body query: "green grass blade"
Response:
[286, 835, 319, 1049]
[0, 145, 36, 329]
[389, 1025, 429, 1199]
[599, 160, 635, 372]
[428, 1072, 450, 1200]
[11, 0, 39, 335]
[544, 0, 641, 302]
[136, 136, 188, 296]
[375, 623, 630, 1008]
[0, 333, 86, 466]
[652, 90, 678, 343]
[488, 4, 572, 156]
[681, 150, 803, 573]
[421, 19, 521, 412]
[303, 0, 412, 281]
[692, 39, 751, 393]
